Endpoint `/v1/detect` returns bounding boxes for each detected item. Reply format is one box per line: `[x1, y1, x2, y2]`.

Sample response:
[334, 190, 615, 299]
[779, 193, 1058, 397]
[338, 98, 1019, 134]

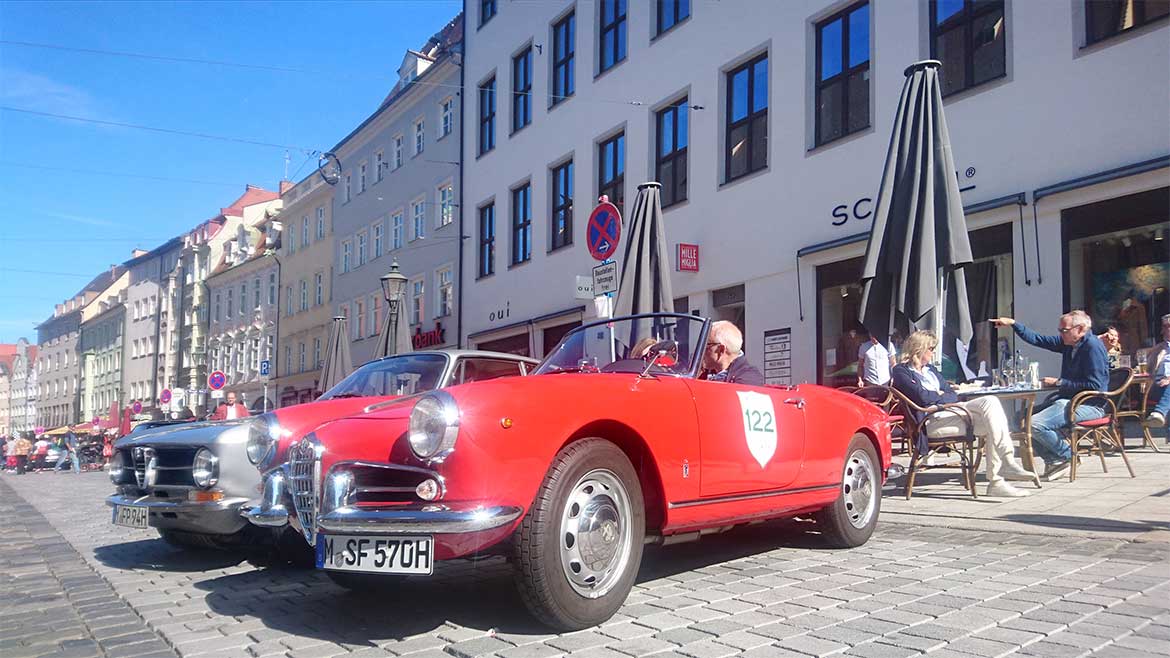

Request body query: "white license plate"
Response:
[316, 534, 433, 575]
[112, 505, 149, 529]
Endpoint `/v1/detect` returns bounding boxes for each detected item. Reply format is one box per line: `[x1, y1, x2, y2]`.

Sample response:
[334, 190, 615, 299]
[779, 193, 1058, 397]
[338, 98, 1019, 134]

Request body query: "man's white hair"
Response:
[1063, 309, 1092, 329]
[710, 320, 744, 354]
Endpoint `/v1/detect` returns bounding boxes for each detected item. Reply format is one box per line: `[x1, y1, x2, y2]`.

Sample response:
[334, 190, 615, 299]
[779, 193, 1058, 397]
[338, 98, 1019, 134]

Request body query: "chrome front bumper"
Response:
[107, 493, 251, 534]
[241, 469, 292, 527]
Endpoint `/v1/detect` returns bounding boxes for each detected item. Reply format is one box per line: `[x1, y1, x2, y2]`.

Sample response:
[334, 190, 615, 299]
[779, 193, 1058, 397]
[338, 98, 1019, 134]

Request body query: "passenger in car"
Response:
[701, 321, 764, 386]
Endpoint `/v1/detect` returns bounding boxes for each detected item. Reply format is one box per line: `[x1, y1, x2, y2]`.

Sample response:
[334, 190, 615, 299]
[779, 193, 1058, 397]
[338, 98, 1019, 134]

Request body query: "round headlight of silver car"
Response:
[246, 413, 281, 466]
[408, 391, 460, 462]
[192, 448, 219, 489]
[109, 451, 126, 484]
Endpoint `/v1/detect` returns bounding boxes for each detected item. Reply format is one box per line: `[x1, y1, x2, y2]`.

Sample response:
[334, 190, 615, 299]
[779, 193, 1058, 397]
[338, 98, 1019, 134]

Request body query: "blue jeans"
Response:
[1152, 384, 1169, 417]
[1031, 398, 1105, 463]
[56, 449, 80, 473]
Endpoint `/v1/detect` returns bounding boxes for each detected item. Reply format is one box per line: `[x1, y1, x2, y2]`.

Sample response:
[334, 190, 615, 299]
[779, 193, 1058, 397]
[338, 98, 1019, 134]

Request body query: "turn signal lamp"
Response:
[187, 490, 225, 502]
[416, 479, 441, 501]
[500, 417, 513, 429]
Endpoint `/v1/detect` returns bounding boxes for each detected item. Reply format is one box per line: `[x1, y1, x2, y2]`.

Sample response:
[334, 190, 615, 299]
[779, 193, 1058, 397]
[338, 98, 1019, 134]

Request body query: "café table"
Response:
[1116, 373, 1161, 452]
[955, 384, 1057, 476]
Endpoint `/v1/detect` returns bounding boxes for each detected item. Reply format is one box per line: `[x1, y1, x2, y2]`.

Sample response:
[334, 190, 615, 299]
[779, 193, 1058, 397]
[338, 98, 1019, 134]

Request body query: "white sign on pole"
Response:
[574, 276, 595, 300]
[592, 261, 618, 296]
[210, 390, 225, 399]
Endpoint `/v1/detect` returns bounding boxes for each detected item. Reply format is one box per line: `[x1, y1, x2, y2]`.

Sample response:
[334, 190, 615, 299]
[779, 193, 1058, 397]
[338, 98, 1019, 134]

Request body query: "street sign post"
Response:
[592, 261, 618, 295]
[131, 401, 142, 415]
[586, 202, 622, 261]
[208, 370, 227, 391]
[160, 388, 172, 404]
[259, 360, 271, 380]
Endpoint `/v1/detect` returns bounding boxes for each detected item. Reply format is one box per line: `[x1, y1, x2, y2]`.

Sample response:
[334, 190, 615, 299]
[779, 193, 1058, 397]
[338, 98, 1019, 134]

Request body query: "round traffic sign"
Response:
[587, 202, 622, 261]
[160, 389, 172, 404]
[132, 401, 143, 414]
[208, 370, 227, 391]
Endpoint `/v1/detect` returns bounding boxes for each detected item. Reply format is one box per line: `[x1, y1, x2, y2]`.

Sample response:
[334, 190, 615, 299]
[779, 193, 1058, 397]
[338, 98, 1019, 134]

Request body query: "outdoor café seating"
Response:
[885, 387, 980, 500]
[852, 385, 909, 455]
[1064, 367, 1137, 482]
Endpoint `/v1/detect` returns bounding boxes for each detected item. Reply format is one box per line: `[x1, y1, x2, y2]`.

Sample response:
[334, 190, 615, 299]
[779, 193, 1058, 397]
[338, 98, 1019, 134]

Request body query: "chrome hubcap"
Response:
[559, 469, 632, 598]
[842, 448, 877, 529]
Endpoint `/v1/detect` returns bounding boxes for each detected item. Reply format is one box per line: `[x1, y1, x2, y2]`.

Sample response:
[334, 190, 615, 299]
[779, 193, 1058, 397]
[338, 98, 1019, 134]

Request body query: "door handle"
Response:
[784, 398, 805, 409]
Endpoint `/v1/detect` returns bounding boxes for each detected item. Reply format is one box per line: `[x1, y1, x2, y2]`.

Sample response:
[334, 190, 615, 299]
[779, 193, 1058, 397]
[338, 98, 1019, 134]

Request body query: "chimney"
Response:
[131, 249, 148, 258]
[280, 180, 295, 195]
[110, 264, 118, 278]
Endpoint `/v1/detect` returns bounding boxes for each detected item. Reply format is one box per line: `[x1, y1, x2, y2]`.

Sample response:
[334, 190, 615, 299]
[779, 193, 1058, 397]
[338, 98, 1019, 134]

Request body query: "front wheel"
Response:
[513, 439, 645, 631]
[814, 434, 881, 548]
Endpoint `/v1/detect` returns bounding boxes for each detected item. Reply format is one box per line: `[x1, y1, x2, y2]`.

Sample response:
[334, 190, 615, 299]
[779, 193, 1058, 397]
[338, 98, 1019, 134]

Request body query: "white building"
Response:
[122, 240, 183, 418]
[8, 338, 37, 434]
[461, 0, 1169, 383]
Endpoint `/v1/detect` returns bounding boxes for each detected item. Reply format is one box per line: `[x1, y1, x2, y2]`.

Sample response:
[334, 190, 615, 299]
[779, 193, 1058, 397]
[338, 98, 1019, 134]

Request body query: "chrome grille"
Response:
[132, 447, 152, 488]
[288, 435, 321, 544]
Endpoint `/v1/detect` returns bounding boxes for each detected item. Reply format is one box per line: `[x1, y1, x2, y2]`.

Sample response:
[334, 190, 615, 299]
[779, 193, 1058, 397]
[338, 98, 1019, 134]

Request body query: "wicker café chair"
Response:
[852, 385, 909, 455]
[1064, 367, 1136, 482]
[887, 388, 979, 500]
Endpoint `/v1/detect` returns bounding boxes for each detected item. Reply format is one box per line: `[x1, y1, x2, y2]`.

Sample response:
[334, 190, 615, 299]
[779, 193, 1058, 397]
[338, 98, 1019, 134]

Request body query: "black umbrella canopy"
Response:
[319, 315, 354, 393]
[614, 182, 674, 318]
[860, 60, 973, 354]
[373, 293, 413, 359]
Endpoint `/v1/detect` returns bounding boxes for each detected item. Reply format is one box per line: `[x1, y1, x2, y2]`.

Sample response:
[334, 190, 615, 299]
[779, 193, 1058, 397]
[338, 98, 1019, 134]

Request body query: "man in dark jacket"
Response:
[992, 311, 1108, 480]
[701, 321, 764, 386]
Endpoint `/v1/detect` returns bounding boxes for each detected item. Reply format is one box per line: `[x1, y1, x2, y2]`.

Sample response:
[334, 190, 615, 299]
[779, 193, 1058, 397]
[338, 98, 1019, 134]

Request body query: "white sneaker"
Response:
[987, 481, 1030, 497]
[1147, 412, 1166, 428]
[1002, 464, 1041, 486]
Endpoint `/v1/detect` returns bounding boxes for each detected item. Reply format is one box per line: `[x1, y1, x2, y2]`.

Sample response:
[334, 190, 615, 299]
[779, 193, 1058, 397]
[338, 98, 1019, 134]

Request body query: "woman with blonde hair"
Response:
[891, 330, 1038, 497]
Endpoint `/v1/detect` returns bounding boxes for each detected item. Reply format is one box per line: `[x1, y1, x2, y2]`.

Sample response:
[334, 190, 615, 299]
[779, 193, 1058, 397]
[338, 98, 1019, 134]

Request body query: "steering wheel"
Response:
[645, 339, 679, 368]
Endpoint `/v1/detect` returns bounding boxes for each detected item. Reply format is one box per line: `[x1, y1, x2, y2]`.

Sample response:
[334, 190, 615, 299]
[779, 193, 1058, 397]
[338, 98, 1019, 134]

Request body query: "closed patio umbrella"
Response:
[373, 292, 412, 359]
[614, 182, 674, 318]
[859, 60, 973, 366]
[319, 315, 354, 394]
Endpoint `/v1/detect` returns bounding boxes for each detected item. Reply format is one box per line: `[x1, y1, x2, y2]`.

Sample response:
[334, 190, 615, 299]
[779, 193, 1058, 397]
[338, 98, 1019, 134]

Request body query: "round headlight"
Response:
[109, 451, 125, 484]
[192, 448, 219, 488]
[408, 391, 460, 461]
[246, 414, 280, 466]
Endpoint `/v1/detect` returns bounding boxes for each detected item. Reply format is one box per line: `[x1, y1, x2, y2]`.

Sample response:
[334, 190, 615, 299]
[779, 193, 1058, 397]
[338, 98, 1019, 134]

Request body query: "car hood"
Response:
[114, 419, 251, 449]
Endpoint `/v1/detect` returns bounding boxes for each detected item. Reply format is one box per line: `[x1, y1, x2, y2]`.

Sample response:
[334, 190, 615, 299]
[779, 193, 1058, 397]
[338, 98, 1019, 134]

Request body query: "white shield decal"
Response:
[737, 391, 778, 469]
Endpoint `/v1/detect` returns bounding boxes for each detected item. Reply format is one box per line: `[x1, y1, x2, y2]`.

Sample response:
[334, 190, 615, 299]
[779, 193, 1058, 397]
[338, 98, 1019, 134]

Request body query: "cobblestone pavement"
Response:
[3, 471, 1168, 658]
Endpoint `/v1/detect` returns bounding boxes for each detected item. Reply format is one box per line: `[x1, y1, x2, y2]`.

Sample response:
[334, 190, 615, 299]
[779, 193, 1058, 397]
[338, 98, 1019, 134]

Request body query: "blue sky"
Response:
[0, 0, 461, 343]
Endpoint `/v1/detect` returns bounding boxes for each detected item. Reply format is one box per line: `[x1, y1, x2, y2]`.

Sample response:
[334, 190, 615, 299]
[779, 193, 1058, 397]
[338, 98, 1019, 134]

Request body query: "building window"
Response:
[481, 0, 497, 26]
[253, 277, 261, 309]
[552, 12, 575, 105]
[431, 267, 452, 317]
[214, 293, 221, 323]
[315, 272, 323, 306]
[359, 162, 368, 193]
[1087, 0, 1168, 44]
[316, 207, 325, 238]
[725, 53, 768, 182]
[226, 288, 234, 319]
[599, 0, 627, 73]
[369, 294, 381, 337]
[479, 77, 496, 155]
[551, 160, 573, 250]
[438, 184, 454, 227]
[656, 0, 690, 36]
[357, 231, 368, 267]
[411, 279, 425, 325]
[344, 173, 352, 203]
[286, 286, 293, 317]
[373, 222, 384, 258]
[394, 135, 404, 169]
[414, 120, 425, 155]
[299, 342, 306, 373]
[300, 280, 308, 311]
[354, 300, 365, 340]
[930, 0, 1006, 97]
[412, 200, 426, 240]
[512, 46, 533, 132]
[598, 132, 625, 212]
[341, 241, 352, 273]
[479, 203, 496, 278]
[511, 183, 532, 265]
[816, 3, 870, 146]
[392, 212, 404, 249]
[441, 98, 454, 137]
[268, 272, 277, 305]
[285, 345, 292, 374]
[375, 151, 385, 182]
[313, 338, 321, 369]
[656, 98, 688, 207]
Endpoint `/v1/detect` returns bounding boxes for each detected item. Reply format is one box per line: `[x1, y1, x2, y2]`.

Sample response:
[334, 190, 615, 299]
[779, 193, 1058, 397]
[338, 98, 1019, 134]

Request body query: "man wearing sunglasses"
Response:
[991, 311, 1108, 481]
[700, 321, 764, 386]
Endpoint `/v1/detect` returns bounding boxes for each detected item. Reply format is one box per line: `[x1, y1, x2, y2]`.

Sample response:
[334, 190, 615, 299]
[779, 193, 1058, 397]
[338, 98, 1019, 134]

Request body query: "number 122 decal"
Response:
[737, 391, 778, 468]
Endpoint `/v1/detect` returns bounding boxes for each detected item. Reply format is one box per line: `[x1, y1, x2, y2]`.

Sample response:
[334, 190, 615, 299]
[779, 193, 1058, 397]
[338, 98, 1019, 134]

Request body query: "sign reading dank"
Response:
[412, 321, 446, 349]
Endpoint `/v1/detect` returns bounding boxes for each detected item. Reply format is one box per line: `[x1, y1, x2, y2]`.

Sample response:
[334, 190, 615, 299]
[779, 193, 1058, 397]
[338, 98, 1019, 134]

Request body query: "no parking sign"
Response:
[586, 202, 621, 261]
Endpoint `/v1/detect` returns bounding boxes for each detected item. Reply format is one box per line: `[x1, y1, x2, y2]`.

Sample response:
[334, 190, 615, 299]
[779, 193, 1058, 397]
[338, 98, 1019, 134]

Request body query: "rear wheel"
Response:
[513, 439, 645, 631]
[815, 434, 881, 548]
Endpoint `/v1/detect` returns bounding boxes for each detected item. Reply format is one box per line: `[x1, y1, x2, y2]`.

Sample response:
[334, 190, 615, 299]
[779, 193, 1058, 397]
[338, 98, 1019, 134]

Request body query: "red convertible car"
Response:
[248, 314, 892, 629]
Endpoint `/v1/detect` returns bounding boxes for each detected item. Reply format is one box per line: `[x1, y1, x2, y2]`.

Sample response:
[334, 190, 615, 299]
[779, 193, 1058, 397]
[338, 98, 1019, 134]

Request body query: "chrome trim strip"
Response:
[242, 468, 291, 527]
[667, 483, 839, 509]
[317, 504, 523, 535]
[355, 486, 418, 494]
[106, 493, 249, 512]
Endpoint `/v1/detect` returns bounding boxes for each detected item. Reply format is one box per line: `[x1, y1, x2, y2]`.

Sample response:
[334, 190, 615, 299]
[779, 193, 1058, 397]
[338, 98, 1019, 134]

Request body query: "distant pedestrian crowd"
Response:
[1, 428, 111, 475]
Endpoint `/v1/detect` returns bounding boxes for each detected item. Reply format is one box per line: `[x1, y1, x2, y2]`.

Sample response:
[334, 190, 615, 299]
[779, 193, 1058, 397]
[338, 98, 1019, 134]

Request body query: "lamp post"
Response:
[380, 261, 409, 355]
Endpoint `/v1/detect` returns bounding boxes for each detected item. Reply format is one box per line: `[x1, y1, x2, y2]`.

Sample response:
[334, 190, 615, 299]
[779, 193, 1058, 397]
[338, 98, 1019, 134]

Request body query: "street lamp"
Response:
[380, 260, 409, 353]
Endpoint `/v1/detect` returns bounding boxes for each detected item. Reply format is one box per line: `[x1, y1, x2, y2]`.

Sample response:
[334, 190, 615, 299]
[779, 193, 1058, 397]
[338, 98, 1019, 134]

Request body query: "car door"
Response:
[685, 379, 807, 498]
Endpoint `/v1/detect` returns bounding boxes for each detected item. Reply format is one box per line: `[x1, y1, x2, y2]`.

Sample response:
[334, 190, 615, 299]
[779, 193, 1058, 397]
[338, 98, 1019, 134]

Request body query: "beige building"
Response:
[8, 338, 37, 434]
[79, 270, 130, 424]
[272, 174, 334, 407]
[0, 346, 16, 436]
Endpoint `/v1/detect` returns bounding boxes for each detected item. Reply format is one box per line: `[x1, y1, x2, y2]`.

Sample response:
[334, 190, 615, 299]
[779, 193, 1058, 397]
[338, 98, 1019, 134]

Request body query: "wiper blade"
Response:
[325, 392, 365, 399]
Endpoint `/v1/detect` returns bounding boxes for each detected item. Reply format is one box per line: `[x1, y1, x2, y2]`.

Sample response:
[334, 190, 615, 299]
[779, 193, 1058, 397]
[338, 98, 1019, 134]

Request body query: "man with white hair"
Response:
[700, 321, 764, 386]
[992, 310, 1108, 480]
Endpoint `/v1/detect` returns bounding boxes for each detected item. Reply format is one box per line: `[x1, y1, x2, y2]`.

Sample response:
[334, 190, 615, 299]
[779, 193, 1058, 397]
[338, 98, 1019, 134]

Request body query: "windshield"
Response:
[535, 314, 708, 377]
[319, 353, 448, 400]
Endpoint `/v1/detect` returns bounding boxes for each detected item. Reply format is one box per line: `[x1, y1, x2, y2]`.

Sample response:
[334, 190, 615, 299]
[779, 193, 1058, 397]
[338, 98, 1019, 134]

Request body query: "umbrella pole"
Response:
[935, 270, 946, 370]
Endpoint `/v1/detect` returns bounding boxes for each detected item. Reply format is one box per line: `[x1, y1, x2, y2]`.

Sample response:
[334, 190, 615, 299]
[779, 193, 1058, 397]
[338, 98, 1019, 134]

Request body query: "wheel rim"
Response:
[842, 448, 877, 529]
[558, 468, 633, 598]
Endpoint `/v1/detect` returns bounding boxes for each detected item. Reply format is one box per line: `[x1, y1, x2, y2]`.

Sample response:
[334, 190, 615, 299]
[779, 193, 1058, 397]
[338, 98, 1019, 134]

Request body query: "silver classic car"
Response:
[106, 350, 537, 551]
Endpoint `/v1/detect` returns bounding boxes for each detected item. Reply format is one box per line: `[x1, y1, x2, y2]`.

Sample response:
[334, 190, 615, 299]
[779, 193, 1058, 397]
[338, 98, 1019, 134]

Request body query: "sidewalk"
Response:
[882, 433, 1170, 543]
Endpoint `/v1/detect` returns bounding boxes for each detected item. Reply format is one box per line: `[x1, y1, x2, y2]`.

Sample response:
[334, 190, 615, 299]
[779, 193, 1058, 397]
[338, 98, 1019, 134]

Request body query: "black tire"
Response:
[815, 434, 881, 548]
[275, 529, 316, 568]
[513, 439, 645, 631]
[325, 570, 404, 592]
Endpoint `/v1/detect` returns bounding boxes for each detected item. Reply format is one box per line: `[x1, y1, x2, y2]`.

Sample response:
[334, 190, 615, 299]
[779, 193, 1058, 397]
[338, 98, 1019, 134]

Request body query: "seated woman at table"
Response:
[892, 330, 1039, 497]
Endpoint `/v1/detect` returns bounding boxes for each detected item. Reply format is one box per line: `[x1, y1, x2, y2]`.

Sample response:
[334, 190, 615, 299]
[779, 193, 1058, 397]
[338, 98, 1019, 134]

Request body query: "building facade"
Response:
[79, 272, 129, 424]
[205, 210, 282, 412]
[461, 0, 1169, 383]
[0, 344, 17, 436]
[8, 338, 37, 434]
[273, 174, 334, 407]
[330, 15, 464, 368]
[122, 240, 182, 418]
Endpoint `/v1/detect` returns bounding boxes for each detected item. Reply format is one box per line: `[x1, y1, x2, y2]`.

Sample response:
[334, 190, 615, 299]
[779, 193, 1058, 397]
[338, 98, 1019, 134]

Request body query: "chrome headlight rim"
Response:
[192, 447, 219, 489]
[408, 390, 460, 463]
[246, 413, 280, 467]
[109, 451, 126, 484]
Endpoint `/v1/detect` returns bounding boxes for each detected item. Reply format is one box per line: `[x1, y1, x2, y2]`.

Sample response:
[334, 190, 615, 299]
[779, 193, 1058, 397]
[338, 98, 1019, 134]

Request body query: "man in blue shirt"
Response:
[992, 310, 1109, 481]
[1145, 314, 1170, 430]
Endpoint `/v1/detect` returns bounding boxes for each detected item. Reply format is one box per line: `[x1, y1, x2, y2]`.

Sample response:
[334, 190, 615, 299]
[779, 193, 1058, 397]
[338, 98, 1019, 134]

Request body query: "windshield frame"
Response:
[317, 351, 453, 400]
[534, 312, 711, 379]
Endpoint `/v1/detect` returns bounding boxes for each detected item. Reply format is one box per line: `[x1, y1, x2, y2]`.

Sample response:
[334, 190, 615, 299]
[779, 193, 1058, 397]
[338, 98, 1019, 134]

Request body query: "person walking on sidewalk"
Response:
[11, 432, 33, 475]
[991, 311, 1108, 481]
[55, 426, 81, 474]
